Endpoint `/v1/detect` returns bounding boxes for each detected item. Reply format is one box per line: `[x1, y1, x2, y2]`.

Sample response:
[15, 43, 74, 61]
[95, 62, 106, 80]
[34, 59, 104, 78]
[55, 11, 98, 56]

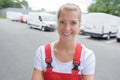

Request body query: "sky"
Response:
[26, 0, 94, 13]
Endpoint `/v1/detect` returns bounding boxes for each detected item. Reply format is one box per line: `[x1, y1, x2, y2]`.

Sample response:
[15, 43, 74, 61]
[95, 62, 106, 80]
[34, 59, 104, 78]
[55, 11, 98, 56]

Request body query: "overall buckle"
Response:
[72, 60, 80, 71]
[45, 58, 53, 68]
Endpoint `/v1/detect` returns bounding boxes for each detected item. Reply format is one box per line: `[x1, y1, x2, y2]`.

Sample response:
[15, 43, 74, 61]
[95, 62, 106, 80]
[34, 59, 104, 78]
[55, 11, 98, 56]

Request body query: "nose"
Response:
[64, 23, 70, 31]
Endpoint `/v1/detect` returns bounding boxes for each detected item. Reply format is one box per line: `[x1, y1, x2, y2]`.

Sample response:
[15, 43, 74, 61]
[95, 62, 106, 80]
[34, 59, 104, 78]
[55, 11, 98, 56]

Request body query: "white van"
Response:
[116, 25, 120, 42]
[6, 11, 23, 21]
[27, 12, 56, 31]
[83, 13, 120, 39]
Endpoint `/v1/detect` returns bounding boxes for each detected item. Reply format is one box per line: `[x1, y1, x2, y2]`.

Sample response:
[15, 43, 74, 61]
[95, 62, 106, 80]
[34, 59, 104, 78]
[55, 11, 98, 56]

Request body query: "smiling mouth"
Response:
[62, 32, 71, 37]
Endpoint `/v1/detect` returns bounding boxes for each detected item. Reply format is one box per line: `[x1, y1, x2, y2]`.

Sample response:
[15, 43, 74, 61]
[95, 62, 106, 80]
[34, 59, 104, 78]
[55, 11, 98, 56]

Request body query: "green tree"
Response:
[88, 0, 120, 16]
[0, 0, 29, 9]
[21, 0, 29, 9]
[13, 0, 29, 9]
[12, 0, 22, 8]
[0, 0, 13, 9]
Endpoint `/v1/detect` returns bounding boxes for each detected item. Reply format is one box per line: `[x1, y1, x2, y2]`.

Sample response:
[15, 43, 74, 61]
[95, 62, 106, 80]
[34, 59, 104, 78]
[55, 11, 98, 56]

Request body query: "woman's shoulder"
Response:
[37, 41, 55, 53]
[80, 43, 95, 58]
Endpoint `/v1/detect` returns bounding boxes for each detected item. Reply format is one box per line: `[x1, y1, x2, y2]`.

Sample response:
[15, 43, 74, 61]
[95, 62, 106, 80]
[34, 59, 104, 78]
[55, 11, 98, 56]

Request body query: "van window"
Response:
[111, 25, 116, 27]
[39, 16, 42, 21]
[42, 15, 56, 21]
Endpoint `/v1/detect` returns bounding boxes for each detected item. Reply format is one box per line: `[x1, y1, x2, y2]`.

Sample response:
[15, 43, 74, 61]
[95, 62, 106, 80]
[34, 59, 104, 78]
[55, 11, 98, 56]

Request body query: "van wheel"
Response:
[29, 24, 32, 28]
[51, 29, 54, 32]
[29, 25, 33, 29]
[90, 35, 95, 38]
[106, 33, 110, 40]
[30, 26, 32, 29]
[117, 38, 120, 42]
[41, 26, 45, 31]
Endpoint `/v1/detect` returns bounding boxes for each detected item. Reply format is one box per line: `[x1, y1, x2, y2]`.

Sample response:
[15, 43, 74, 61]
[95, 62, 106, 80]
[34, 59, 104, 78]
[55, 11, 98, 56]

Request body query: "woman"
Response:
[32, 3, 95, 80]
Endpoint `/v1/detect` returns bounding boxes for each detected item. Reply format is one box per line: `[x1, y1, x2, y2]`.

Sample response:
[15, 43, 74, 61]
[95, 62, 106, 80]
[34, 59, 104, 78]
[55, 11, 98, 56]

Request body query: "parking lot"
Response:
[0, 19, 120, 80]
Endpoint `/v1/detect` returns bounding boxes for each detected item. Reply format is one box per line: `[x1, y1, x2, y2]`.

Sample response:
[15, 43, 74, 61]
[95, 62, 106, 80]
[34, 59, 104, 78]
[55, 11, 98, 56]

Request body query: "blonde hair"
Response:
[57, 3, 81, 22]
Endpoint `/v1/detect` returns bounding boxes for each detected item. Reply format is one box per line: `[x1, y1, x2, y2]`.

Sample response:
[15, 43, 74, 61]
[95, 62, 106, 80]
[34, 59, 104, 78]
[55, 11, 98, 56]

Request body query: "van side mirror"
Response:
[39, 16, 42, 21]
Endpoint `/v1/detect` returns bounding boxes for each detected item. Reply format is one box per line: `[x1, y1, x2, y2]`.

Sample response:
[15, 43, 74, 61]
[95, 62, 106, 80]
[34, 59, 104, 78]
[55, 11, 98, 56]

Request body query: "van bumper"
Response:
[84, 32, 104, 38]
[44, 26, 55, 31]
[84, 31, 116, 38]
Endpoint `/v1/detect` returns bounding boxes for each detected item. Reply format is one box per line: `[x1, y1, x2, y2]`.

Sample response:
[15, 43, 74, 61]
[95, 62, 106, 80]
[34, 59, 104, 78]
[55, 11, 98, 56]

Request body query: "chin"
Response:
[61, 36, 75, 41]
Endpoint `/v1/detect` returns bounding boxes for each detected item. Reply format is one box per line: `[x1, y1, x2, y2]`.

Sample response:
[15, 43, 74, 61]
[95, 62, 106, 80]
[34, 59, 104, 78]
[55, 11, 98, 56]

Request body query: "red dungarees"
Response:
[43, 43, 82, 80]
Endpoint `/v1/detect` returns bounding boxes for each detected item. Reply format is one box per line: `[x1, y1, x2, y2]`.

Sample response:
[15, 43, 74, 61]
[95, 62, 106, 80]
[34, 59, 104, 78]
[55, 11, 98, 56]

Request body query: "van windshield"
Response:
[41, 15, 56, 21]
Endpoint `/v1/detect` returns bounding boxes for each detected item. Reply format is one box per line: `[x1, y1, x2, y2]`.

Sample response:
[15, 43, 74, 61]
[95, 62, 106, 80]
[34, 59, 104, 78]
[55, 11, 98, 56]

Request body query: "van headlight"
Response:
[45, 24, 55, 28]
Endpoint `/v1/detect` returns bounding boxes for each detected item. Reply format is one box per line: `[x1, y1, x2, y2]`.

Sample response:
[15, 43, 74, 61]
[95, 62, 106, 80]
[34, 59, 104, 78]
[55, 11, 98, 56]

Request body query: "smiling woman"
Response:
[32, 3, 95, 80]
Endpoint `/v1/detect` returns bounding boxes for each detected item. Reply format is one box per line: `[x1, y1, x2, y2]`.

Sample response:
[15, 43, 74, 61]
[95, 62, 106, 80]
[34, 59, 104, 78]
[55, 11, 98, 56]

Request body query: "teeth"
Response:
[63, 32, 71, 36]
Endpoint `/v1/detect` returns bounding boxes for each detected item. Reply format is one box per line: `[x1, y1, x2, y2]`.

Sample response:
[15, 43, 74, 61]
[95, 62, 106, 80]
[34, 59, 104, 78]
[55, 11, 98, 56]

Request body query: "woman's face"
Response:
[57, 9, 80, 41]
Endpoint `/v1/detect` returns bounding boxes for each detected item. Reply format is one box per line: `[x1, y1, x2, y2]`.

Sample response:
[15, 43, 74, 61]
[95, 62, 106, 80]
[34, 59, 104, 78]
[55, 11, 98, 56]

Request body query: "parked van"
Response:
[116, 24, 120, 42]
[27, 12, 56, 31]
[83, 13, 120, 39]
[79, 13, 88, 35]
[6, 11, 22, 21]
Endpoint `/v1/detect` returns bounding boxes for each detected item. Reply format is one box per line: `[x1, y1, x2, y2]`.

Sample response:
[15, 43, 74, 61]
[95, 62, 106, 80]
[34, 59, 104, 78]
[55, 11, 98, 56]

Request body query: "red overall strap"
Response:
[45, 43, 52, 71]
[72, 43, 82, 75]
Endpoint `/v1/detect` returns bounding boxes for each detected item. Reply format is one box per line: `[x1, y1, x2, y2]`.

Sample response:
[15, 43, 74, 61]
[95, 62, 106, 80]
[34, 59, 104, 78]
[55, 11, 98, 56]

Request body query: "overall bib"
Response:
[43, 43, 82, 80]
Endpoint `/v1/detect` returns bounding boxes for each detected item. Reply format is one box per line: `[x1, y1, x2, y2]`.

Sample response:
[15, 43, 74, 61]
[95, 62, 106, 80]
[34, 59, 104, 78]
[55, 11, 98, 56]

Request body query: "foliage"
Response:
[20, 0, 29, 9]
[0, 16, 5, 19]
[0, 0, 29, 9]
[88, 0, 120, 16]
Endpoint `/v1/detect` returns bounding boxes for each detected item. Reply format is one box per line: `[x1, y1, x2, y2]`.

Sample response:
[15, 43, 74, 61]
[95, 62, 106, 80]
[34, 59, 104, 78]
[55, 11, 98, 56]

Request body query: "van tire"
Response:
[29, 24, 33, 29]
[29, 26, 33, 29]
[106, 33, 111, 40]
[90, 35, 95, 38]
[41, 26, 45, 31]
[117, 38, 120, 42]
[51, 29, 54, 32]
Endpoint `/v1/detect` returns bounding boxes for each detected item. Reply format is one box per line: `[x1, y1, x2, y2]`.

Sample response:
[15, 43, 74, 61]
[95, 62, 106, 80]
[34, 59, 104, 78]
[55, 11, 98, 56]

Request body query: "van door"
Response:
[35, 16, 42, 29]
[111, 25, 117, 34]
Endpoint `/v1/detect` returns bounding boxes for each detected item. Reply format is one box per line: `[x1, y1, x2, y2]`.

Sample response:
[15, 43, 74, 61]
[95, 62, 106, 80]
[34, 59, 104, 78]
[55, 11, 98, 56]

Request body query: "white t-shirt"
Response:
[34, 42, 95, 75]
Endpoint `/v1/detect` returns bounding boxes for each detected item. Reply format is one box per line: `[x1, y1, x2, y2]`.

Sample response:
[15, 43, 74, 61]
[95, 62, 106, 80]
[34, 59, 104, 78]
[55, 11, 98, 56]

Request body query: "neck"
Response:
[55, 39, 77, 51]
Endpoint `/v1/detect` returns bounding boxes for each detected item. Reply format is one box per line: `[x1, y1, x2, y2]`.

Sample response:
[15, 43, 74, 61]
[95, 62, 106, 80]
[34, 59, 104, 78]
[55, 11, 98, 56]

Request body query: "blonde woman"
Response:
[32, 3, 95, 80]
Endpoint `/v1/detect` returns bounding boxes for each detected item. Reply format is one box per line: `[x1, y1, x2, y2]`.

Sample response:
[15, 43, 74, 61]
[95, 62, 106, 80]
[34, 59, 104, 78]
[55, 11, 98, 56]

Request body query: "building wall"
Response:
[0, 8, 31, 18]
[0, 9, 7, 17]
